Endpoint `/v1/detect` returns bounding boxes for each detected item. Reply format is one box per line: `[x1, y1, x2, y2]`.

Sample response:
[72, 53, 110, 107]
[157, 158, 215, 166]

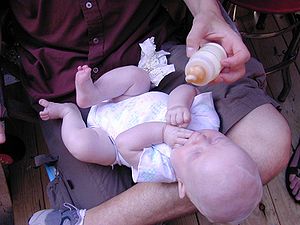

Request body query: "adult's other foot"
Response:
[286, 141, 300, 203]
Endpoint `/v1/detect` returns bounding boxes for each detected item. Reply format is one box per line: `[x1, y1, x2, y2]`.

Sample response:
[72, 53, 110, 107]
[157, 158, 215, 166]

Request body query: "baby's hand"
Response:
[163, 124, 193, 148]
[166, 106, 191, 128]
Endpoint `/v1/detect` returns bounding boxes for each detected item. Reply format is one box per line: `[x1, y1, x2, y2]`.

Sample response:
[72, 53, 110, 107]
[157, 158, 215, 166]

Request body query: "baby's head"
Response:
[170, 129, 263, 224]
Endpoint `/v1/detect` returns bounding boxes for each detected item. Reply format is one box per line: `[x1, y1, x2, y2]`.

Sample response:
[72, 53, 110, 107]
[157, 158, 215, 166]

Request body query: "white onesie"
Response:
[87, 91, 220, 183]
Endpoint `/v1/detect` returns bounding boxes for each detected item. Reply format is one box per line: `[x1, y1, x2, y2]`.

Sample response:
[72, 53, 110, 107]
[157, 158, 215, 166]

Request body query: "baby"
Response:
[39, 65, 262, 224]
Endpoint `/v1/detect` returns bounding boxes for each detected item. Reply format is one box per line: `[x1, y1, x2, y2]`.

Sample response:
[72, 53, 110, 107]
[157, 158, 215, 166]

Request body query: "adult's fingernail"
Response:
[186, 47, 196, 57]
[221, 59, 230, 67]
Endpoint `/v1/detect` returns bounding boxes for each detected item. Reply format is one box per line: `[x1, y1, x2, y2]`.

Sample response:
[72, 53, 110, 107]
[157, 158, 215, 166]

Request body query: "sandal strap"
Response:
[286, 166, 300, 177]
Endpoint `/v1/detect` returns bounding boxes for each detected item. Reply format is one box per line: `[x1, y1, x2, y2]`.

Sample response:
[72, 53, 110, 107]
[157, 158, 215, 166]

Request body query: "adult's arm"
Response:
[84, 182, 196, 225]
[183, 0, 250, 83]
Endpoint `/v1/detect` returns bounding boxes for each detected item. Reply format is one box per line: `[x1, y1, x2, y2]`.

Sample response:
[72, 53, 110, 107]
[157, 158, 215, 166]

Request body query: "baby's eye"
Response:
[210, 137, 223, 145]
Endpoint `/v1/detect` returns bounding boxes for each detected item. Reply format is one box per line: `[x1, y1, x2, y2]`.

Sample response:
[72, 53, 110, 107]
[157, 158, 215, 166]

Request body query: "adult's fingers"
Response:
[219, 65, 246, 83]
[221, 32, 250, 68]
[186, 16, 208, 57]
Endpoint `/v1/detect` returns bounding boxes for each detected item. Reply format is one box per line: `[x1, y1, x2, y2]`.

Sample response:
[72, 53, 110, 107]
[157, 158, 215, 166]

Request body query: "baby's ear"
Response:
[177, 180, 186, 198]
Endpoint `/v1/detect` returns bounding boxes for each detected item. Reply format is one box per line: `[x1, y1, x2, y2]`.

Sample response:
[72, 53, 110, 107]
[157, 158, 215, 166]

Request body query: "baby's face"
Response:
[170, 129, 243, 178]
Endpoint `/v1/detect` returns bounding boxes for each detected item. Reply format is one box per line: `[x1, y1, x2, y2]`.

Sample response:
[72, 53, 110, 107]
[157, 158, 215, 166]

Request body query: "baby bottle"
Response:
[185, 43, 227, 86]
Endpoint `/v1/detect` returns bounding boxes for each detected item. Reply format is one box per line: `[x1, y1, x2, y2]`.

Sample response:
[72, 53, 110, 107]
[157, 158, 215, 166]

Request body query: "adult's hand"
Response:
[184, 0, 250, 83]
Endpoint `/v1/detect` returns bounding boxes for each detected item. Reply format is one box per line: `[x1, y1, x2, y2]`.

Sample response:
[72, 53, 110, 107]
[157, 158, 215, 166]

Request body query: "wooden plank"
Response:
[7, 120, 47, 225]
[0, 165, 13, 225]
[267, 170, 300, 225]
[34, 124, 51, 209]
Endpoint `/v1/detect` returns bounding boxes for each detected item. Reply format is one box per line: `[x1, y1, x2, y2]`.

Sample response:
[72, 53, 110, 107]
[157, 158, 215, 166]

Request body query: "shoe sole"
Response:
[28, 209, 56, 225]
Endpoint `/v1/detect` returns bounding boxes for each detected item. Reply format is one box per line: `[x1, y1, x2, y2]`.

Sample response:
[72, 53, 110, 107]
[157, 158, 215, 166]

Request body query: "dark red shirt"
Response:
[8, 0, 189, 102]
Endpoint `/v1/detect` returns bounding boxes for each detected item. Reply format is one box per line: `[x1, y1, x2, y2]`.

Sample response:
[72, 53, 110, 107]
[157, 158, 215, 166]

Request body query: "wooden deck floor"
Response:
[1, 8, 300, 225]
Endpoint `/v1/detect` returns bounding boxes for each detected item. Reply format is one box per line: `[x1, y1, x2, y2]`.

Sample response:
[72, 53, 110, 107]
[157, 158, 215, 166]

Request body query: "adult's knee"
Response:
[227, 104, 291, 183]
[260, 104, 291, 182]
[267, 113, 291, 175]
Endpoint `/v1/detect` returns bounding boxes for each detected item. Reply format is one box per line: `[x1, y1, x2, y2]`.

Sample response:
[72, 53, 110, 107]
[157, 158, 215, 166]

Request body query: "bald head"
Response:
[184, 142, 263, 223]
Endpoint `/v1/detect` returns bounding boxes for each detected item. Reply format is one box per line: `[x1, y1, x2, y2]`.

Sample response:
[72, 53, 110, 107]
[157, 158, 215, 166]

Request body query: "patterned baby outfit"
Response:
[87, 91, 220, 183]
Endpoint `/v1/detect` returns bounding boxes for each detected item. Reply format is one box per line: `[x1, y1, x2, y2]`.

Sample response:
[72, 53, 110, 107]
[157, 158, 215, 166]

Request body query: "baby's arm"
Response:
[115, 122, 193, 168]
[166, 84, 199, 128]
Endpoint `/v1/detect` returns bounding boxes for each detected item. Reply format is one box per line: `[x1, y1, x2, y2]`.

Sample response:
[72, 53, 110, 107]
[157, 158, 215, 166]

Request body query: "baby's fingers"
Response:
[166, 112, 176, 125]
[177, 128, 193, 138]
[174, 137, 189, 146]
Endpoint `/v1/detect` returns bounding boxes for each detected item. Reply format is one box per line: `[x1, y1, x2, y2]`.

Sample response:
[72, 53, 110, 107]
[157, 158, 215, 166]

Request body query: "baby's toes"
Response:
[39, 99, 49, 107]
[39, 111, 49, 120]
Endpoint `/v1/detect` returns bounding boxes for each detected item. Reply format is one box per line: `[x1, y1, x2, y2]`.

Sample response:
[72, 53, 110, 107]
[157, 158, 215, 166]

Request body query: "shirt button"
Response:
[86, 2, 92, 9]
[91, 74, 97, 80]
[93, 37, 99, 44]
[92, 67, 99, 74]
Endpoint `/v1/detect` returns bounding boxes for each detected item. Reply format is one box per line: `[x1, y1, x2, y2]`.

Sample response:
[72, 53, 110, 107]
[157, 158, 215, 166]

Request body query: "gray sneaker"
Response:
[28, 203, 85, 225]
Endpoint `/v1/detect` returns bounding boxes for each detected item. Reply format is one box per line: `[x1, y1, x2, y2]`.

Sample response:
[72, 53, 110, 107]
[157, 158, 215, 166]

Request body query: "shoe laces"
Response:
[61, 203, 81, 225]
[63, 203, 79, 211]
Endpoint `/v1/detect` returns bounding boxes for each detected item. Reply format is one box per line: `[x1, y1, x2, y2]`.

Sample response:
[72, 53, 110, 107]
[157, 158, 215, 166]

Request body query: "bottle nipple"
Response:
[185, 65, 206, 84]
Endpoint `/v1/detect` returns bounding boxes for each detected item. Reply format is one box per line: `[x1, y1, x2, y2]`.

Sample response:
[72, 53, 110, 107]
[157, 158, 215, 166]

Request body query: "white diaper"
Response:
[138, 37, 175, 87]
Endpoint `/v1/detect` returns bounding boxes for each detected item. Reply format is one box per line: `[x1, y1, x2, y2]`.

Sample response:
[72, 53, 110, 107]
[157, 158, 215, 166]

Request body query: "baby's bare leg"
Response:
[39, 99, 116, 165]
[76, 65, 150, 108]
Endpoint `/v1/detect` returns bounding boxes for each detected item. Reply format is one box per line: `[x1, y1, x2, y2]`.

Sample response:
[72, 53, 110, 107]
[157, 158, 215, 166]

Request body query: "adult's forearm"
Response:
[183, 0, 221, 17]
[85, 182, 196, 225]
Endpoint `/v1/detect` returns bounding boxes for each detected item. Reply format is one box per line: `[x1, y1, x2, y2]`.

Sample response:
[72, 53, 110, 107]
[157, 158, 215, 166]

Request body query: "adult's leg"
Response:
[208, 58, 291, 184]
[85, 183, 195, 225]
[226, 103, 291, 184]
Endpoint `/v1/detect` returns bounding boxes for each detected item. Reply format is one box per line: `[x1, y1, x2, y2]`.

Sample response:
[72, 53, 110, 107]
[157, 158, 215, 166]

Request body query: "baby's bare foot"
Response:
[39, 99, 76, 120]
[75, 65, 97, 108]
